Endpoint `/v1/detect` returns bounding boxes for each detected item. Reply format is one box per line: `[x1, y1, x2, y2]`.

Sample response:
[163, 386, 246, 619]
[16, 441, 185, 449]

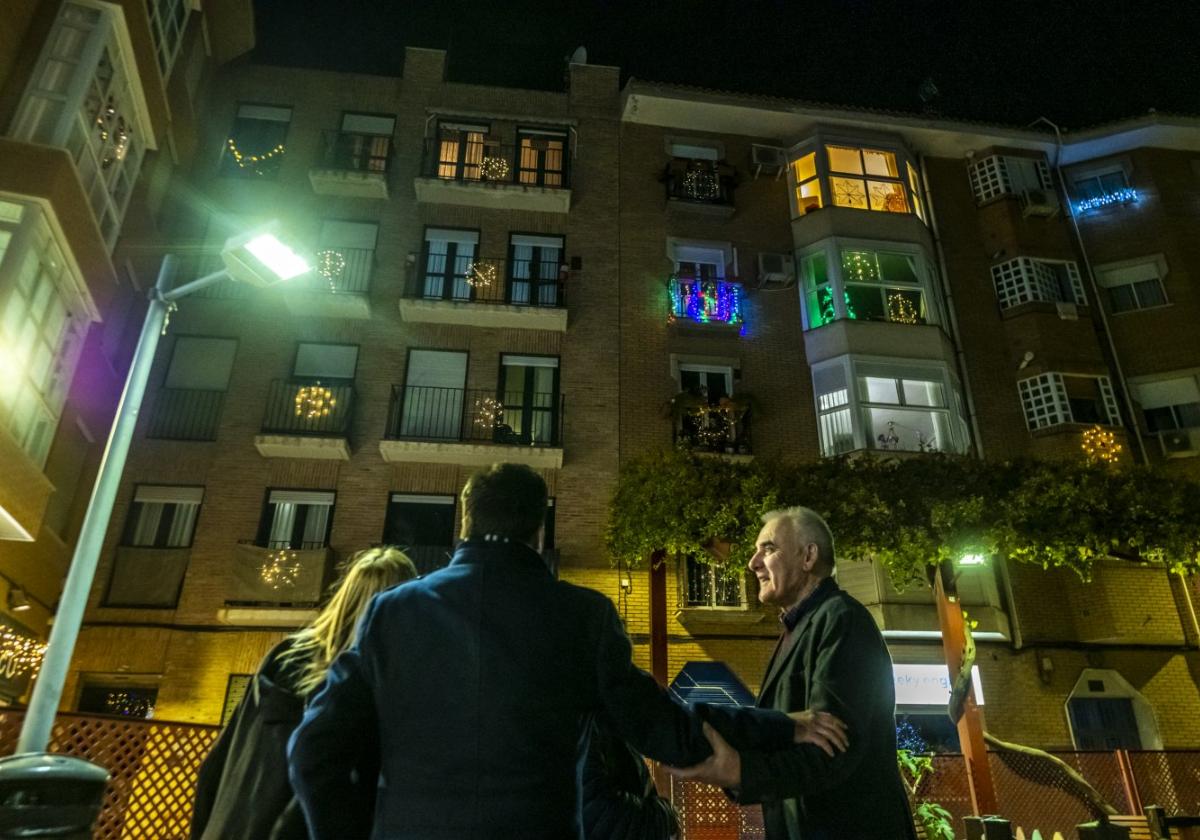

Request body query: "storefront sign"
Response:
[893, 663, 984, 706]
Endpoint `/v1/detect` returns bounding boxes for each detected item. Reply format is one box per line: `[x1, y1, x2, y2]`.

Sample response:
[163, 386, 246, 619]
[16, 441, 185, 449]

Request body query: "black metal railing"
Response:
[675, 407, 753, 456]
[147, 389, 224, 441]
[260, 379, 354, 437]
[420, 137, 571, 188]
[663, 159, 737, 206]
[314, 130, 394, 174]
[302, 246, 374, 295]
[385, 385, 563, 447]
[406, 252, 566, 307]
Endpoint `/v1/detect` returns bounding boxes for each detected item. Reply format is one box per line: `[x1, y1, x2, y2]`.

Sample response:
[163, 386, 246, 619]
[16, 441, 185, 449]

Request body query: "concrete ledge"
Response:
[308, 168, 390, 200]
[379, 439, 563, 469]
[254, 434, 351, 460]
[217, 606, 317, 627]
[398, 298, 567, 330]
[413, 177, 571, 214]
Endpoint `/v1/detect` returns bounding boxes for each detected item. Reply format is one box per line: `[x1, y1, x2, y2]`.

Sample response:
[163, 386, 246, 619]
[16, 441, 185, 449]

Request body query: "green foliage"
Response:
[898, 750, 956, 840]
[606, 450, 1200, 583]
[914, 802, 955, 840]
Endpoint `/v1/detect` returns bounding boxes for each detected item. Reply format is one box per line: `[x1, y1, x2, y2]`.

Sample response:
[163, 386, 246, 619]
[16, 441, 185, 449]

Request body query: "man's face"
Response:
[748, 517, 813, 608]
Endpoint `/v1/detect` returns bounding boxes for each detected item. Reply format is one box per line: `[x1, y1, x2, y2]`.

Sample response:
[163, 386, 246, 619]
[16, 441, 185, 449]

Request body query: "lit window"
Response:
[684, 556, 745, 608]
[1071, 167, 1131, 203]
[517, 129, 568, 187]
[221, 104, 291, 178]
[991, 257, 1086, 309]
[841, 250, 925, 324]
[792, 152, 821, 214]
[421, 227, 479, 302]
[827, 145, 908, 213]
[907, 163, 926, 222]
[1018, 373, 1120, 430]
[1094, 257, 1168, 313]
[260, 490, 334, 550]
[436, 122, 489, 181]
[801, 252, 834, 328]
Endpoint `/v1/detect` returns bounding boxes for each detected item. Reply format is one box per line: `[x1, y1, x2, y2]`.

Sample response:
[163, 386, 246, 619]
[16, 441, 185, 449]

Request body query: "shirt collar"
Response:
[781, 576, 836, 632]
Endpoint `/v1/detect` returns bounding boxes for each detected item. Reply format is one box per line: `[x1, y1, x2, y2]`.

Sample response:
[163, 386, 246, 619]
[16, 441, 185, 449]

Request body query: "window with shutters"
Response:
[258, 490, 335, 550]
[1017, 373, 1121, 430]
[991, 257, 1086, 309]
[121, 485, 203, 548]
[1094, 255, 1169, 313]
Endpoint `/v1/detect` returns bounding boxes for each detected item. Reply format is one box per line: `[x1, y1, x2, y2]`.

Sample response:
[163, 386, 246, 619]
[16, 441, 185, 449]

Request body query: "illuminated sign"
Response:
[893, 663, 984, 706]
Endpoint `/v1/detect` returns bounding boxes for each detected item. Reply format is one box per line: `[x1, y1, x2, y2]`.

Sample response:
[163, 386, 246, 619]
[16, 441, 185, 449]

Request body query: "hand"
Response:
[664, 722, 742, 789]
[789, 709, 848, 757]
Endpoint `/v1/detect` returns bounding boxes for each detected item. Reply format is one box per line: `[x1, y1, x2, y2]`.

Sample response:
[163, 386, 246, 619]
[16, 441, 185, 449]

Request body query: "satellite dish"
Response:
[569, 46, 587, 65]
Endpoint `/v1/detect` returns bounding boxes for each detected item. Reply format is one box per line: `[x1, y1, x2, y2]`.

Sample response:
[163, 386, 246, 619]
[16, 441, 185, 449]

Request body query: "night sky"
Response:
[252, 0, 1200, 128]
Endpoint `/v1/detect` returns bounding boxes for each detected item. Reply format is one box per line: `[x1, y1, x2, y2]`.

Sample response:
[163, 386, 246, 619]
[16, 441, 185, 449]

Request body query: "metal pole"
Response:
[17, 255, 177, 754]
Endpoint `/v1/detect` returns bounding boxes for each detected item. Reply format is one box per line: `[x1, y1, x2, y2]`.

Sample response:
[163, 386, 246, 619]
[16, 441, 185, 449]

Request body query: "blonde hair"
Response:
[279, 546, 417, 697]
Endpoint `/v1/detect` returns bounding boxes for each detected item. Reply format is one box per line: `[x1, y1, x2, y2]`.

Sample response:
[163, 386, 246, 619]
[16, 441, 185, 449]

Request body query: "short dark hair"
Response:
[460, 463, 548, 544]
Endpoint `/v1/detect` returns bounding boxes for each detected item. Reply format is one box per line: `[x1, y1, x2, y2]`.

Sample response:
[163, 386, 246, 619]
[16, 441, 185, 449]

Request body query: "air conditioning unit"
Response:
[1055, 301, 1079, 320]
[750, 144, 787, 179]
[1160, 429, 1199, 458]
[756, 252, 796, 288]
[1021, 188, 1060, 218]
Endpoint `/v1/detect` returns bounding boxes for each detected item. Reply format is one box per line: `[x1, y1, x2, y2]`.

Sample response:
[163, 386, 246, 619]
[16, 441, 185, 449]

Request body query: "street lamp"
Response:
[14, 223, 309, 754]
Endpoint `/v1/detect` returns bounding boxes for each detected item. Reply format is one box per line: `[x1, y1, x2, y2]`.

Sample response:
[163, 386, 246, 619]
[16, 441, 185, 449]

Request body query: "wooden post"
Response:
[649, 549, 668, 687]
[935, 560, 999, 815]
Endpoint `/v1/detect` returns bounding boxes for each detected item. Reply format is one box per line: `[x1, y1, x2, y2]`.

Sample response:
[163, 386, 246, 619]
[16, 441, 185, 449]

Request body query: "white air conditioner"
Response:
[1160, 429, 1199, 458]
[756, 252, 796, 288]
[1055, 301, 1079, 320]
[1020, 188, 1060, 218]
[750, 144, 786, 178]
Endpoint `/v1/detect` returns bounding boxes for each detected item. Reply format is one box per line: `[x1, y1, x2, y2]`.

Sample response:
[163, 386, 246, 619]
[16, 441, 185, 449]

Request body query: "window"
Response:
[146, 0, 190, 79]
[148, 336, 236, 440]
[329, 113, 395, 173]
[436, 122, 489, 181]
[791, 151, 821, 214]
[896, 713, 960, 754]
[517, 129, 568, 187]
[1069, 164, 1132, 206]
[78, 683, 157, 718]
[315, 221, 377, 294]
[991, 257, 1086, 309]
[398, 349, 468, 440]
[383, 494, 456, 574]
[0, 200, 92, 467]
[827, 145, 907, 213]
[293, 343, 358, 382]
[121, 485, 202, 548]
[684, 556, 744, 608]
[1068, 698, 1142, 750]
[1018, 373, 1121, 430]
[666, 142, 732, 204]
[508, 234, 563, 306]
[1094, 256, 1169, 313]
[1131, 375, 1200, 433]
[421, 228, 479, 301]
[669, 242, 742, 327]
[499, 355, 560, 446]
[799, 240, 940, 329]
[10, 2, 148, 248]
[259, 490, 334, 550]
[968, 155, 1052, 203]
[906, 162, 926, 223]
[220, 104, 291, 178]
[812, 358, 969, 456]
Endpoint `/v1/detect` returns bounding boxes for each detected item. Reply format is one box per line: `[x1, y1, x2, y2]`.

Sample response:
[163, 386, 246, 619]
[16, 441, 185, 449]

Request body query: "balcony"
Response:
[668, 275, 745, 335]
[399, 254, 568, 330]
[414, 139, 572, 214]
[283, 247, 374, 320]
[379, 385, 564, 469]
[663, 159, 737, 218]
[672, 397, 754, 462]
[103, 546, 190, 609]
[254, 379, 355, 461]
[308, 131, 394, 199]
[146, 389, 224, 441]
[218, 542, 335, 626]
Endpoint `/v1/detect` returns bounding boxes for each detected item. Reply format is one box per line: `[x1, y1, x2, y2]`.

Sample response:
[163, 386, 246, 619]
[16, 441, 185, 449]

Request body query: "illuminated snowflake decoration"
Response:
[0, 627, 46, 680]
[474, 396, 505, 429]
[316, 249, 346, 293]
[481, 156, 510, 181]
[294, 383, 336, 419]
[259, 549, 301, 590]
[1081, 424, 1122, 466]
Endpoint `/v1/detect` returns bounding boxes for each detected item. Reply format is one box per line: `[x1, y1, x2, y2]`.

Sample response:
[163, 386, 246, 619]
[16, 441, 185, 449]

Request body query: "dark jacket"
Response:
[191, 639, 308, 840]
[582, 718, 678, 840]
[289, 539, 790, 840]
[735, 579, 917, 840]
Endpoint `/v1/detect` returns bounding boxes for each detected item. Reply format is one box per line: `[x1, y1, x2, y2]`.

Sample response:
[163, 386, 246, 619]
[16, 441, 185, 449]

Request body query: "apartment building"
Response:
[0, 0, 253, 705]
[45, 38, 1200, 753]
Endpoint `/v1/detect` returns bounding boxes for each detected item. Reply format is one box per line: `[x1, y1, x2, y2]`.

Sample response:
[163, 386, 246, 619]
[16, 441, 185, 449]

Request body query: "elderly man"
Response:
[671, 506, 915, 840]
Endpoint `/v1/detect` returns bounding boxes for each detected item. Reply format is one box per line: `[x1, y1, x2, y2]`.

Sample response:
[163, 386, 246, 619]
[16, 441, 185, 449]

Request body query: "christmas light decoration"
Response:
[0, 626, 46, 680]
[316, 249, 346, 293]
[1081, 424, 1122, 465]
[294, 383, 336, 419]
[465, 261, 497, 288]
[1074, 188, 1138, 213]
[668, 276, 743, 328]
[227, 138, 286, 172]
[259, 549, 301, 589]
[474, 396, 504, 429]
[104, 690, 155, 718]
[682, 165, 720, 200]
[481, 156, 510, 181]
[93, 95, 131, 170]
[888, 293, 920, 324]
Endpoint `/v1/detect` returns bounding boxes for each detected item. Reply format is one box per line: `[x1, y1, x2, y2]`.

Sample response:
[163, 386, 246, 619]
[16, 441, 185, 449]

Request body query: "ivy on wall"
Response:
[606, 451, 1200, 586]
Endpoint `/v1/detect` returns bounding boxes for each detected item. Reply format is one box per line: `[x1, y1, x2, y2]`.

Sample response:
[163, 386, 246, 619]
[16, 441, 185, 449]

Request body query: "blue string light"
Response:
[668, 276, 744, 328]
[1074, 188, 1138, 213]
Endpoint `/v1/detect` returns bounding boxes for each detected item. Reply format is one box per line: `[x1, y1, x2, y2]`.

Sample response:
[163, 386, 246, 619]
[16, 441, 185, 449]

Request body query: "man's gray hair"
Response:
[762, 506, 836, 570]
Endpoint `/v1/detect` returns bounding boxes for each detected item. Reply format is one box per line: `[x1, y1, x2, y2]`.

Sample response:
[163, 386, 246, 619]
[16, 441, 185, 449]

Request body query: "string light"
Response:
[294, 383, 336, 419]
[888, 293, 920, 324]
[259, 549, 301, 589]
[682, 164, 720, 200]
[465, 262, 497, 288]
[1082, 424, 1122, 465]
[0, 626, 46, 680]
[227, 138, 286, 172]
[104, 690, 155, 718]
[474, 396, 504, 429]
[1075, 188, 1138, 213]
[481, 156, 510, 181]
[668, 276, 743, 328]
[316, 249, 346, 293]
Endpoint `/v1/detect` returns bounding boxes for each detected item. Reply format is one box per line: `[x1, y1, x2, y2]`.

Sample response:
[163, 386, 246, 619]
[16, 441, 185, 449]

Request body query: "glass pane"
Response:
[1108, 285, 1138, 313]
[1134, 279, 1167, 308]
[885, 288, 925, 324]
[863, 149, 899, 178]
[1144, 406, 1177, 433]
[792, 152, 816, 182]
[796, 179, 822, 213]
[1099, 171, 1129, 193]
[830, 177, 868, 208]
[877, 253, 919, 286]
[867, 180, 908, 213]
[845, 285, 885, 321]
[902, 379, 945, 407]
[804, 253, 828, 288]
[866, 406, 947, 452]
[1176, 402, 1200, 428]
[862, 376, 900, 404]
[807, 284, 835, 328]
[842, 251, 880, 284]
[826, 145, 863, 174]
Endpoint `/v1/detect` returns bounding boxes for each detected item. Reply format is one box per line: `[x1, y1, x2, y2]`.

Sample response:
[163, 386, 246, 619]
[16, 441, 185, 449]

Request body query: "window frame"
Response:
[787, 134, 924, 221]
[1017, 372, 1122, 430]
[258, 488, 336, 551]
[968, 154, 1053, 203]
[682, 555, 748, 610]
[420, 226, 480, 302]
[990, 256, 1087, 310]
[1094, 255, 1170, 314]
[120, 484, 204, 549]
[219, 102, 292, 179]
[516, 127, 569, 188]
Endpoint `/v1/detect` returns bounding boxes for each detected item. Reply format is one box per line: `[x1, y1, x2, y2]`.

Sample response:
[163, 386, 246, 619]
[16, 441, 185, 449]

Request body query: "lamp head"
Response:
[221, 221, 310, 287]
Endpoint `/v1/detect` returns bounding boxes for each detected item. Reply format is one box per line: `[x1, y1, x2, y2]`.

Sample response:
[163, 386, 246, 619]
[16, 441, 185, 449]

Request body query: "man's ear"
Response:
[802, 542, 820, 572]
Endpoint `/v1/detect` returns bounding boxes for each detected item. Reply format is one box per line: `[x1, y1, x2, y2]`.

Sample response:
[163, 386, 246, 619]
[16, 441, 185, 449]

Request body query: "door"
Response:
[423, 228, 477, 301]
[508, 234, 563, 306]
[437, 123, 486, 180]
[498, 355, 559, 445]
[400, 350, 468, 439]
[1068, 697, 1142, 750]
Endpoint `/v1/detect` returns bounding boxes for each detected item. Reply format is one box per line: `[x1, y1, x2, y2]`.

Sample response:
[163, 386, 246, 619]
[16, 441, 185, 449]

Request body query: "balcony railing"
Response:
[669, 275, 745, 328]
[420, 138, 571, 189]
[228, 542, 334, 607]
[315, 130, 393, 174]
[386, 385, 563, 447]
[299, 247, 374, 295]
[675, 406, 753, 456]
[663, 159, 737, 206]
[104, 546, 191, 608]
[407, 252, 566, 307]
[147, 389, 224, 441]
[260, 379, 354, 438]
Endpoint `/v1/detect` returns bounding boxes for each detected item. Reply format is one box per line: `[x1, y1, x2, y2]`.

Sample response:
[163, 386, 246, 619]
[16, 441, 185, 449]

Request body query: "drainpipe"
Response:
[1028, 116, 1149, 464]
[919, 155, 985, 458]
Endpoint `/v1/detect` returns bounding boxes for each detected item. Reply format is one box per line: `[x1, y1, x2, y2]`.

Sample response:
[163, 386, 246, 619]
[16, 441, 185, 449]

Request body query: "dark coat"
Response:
[582, 718, 678, 840]
[191, 640, 308, 840]
[736, 579, 917, 840]
[289, 539, 779, 840]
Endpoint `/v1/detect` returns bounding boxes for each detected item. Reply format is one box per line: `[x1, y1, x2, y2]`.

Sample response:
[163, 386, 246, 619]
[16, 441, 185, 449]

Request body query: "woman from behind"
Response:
[190, 546, 418, 840]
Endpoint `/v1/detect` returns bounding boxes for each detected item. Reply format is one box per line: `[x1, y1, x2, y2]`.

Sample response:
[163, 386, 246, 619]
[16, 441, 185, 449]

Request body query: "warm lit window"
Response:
[800, 241, 940, 329]
[517, 129, 568, 187]
[792, 152, 821, 214]
[907, 162, 926, 222]
[1018, 373, 1120, 430]
[827, 145, 908, 213]
[1094, 256, 1168, 313]
[221, 103, 291, 178]
[684, 556, 745, 608]
[436, 123, 489, 181]
[991, 257, 1086, 309]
